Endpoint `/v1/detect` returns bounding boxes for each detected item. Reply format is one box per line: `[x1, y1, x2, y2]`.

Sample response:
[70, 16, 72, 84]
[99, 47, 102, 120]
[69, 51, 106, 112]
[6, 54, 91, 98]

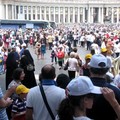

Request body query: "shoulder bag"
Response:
[39, 85, 55, 120]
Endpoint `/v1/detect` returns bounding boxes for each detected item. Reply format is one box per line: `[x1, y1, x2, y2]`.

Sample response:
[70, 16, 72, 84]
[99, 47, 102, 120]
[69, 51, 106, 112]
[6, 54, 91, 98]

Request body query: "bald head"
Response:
[41, 64, 56, 80]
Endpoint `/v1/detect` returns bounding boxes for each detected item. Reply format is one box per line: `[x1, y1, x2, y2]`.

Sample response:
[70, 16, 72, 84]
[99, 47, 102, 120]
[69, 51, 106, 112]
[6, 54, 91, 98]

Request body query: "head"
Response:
[41, 64, 56, 80]
[58, 76, 101, 119]
[12, 68, 25, 81]
[72, 47, 77, 53]
[89, 54, 109, 77]
[85, 54, 92, 64]
[56, 74, 70, 89]
[16, 85, 29, 100]
[70, 52, 75, 58]
[90, 49, 95, 55]
[21, 43, 26, 48]
[101, 48, 108, 56]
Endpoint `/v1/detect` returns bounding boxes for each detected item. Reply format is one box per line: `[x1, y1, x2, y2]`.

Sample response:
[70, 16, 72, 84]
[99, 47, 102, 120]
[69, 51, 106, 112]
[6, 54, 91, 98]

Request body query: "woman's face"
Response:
[19, 71, 25, 81]
[84, 95, 94, 109]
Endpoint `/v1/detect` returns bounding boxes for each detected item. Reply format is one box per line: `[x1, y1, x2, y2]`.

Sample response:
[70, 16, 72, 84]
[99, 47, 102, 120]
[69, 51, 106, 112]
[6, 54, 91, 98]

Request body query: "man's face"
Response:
[102, 52, 107, 57]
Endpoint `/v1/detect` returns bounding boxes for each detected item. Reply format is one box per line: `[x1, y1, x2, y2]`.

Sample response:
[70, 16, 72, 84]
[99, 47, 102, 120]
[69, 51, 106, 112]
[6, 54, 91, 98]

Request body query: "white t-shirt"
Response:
[68, 58, 78, 71]
[26, 85, 65, 120]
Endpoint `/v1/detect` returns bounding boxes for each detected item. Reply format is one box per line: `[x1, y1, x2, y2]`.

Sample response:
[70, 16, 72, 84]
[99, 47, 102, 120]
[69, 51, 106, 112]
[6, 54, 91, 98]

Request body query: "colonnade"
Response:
[2, 3, 120, 24]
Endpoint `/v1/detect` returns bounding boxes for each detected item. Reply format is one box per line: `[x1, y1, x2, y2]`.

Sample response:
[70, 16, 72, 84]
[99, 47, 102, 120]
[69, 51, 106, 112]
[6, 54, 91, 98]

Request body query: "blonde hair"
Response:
[70, 52, 75, 58]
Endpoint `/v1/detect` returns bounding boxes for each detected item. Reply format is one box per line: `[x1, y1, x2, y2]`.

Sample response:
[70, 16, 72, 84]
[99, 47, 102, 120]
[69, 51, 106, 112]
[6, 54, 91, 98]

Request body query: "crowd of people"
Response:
[0, 23, 120, 120]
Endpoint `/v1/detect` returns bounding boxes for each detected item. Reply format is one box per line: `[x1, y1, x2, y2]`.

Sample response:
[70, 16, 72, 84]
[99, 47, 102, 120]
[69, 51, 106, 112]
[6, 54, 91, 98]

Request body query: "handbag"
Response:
[64, 59, 69, 70]
[39, 84, 55, 120]
[27, 64, 34, 71]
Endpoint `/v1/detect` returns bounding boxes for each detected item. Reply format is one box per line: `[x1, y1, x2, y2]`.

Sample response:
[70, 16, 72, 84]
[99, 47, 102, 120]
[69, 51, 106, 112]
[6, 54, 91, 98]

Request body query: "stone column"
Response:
[101, 7, 104, 23]
[78, 7, 80, 23]
[117, 7, 119, 23]
[98, 7, 101, 23]
[63, 7, 65, 23]
[44, 7, 46, 20]
[106, 7, 108, 16]
[0, 1, 3, 19]
[111, 7, 114, 23]
[83, 7, 85, 23]
[68, 7, 70, 23]
[88, 7, 91, 23]
[58, 7, 60, 23]
[40, 6, 42, 20]
[91, 7, 94, 23]
[12, 5, 14, 19]
[27, 6, 29, 20]
[31, 6, 33, 20]
[35, 6, 37, 20]
[73, 7, 75, 23]
[6, 4, 8, 19]
[49, 7, 51, 21]
[54, 7, 55, 22]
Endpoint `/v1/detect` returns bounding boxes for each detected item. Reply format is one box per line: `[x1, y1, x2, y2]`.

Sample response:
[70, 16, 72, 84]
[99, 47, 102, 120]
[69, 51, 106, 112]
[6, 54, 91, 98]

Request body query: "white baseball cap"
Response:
[89, 54, 108, 68]
[67, 76, 101, 96]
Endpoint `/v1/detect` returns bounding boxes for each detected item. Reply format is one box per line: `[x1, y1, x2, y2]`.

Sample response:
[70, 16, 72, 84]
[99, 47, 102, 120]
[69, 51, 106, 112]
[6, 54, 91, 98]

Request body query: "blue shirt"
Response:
[0, 88, 8, 120]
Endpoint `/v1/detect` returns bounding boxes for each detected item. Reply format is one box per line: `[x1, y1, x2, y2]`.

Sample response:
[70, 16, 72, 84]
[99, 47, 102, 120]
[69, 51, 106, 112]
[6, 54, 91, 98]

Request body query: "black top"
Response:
[87, 77, 120, 120]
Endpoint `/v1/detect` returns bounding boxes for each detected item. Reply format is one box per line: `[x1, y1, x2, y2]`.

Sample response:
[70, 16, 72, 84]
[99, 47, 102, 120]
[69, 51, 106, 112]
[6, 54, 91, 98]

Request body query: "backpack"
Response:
[57, 51, 64, 59]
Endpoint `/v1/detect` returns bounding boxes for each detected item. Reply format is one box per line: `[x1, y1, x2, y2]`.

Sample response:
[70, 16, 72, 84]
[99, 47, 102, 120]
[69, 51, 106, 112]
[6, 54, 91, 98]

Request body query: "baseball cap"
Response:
[67, 76, 101, 96]
[16, 85, 30, 95]
[85, 54, 92, 60]
[89, 54, 108, 68]
[101, 48, 107, 53]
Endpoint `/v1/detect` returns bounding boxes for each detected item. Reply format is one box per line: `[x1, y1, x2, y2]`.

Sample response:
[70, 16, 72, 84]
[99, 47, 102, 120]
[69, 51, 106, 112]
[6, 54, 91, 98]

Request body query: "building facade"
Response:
[1, 0, 120, 24]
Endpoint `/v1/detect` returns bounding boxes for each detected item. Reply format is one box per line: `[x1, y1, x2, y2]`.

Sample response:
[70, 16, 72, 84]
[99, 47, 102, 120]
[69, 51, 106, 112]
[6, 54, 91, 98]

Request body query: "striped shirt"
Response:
[0, 88, 8, 120]
[12, 97, 26, 114]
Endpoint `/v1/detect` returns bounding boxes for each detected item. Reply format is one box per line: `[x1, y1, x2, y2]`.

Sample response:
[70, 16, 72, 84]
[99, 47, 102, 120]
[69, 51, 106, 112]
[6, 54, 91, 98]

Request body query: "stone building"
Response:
[0, 0, 120, 23]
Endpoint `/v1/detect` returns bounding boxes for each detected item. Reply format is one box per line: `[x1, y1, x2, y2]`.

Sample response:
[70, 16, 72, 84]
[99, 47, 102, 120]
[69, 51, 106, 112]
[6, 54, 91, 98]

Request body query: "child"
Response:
[11, 85, 29, 120]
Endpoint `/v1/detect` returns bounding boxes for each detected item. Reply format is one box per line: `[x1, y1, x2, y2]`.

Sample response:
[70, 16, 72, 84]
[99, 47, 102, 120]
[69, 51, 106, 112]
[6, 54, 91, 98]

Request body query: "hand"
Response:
[6, 98, 13, 106]
[101, 87, 116, 104]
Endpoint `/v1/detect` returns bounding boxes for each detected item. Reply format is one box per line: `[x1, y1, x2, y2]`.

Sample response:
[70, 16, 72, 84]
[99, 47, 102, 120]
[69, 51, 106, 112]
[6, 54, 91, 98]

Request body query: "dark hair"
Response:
[89, 67, 109, 75]
[41, 64, 56, 79]
[56, 74, 70, 89]
[12, 68, 24, 80]
[58, 94, 94, 120]
[90, 49, 95, 55]
[72, 47, 77, 53]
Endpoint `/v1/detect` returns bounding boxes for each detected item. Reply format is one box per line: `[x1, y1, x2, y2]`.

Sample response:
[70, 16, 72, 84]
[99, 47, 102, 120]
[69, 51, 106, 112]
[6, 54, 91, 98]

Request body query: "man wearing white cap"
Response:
[87, 54, 120, 120]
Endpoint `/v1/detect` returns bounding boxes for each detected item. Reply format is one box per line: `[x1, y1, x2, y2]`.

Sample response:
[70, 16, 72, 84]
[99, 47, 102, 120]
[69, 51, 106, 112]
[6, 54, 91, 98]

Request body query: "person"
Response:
[8, 68, 25, 90]
[66, 52, 79, 80]
[87, 54, 120, 120]
[56, 76, 102, 120]
[0, 86, 16, 120]
[11, 85, 30, 120]
[57, 47, 65, 69]
[6, 68, 25, 119]
[80, 54, 92, 77]
[102, 87, 120, 120]
[56, 73, 70, 89]
[101, 47, 115, 76]
[6, 46, 19, 89]
[26, 64, 65, 120]
[20, 49, 37, 88]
